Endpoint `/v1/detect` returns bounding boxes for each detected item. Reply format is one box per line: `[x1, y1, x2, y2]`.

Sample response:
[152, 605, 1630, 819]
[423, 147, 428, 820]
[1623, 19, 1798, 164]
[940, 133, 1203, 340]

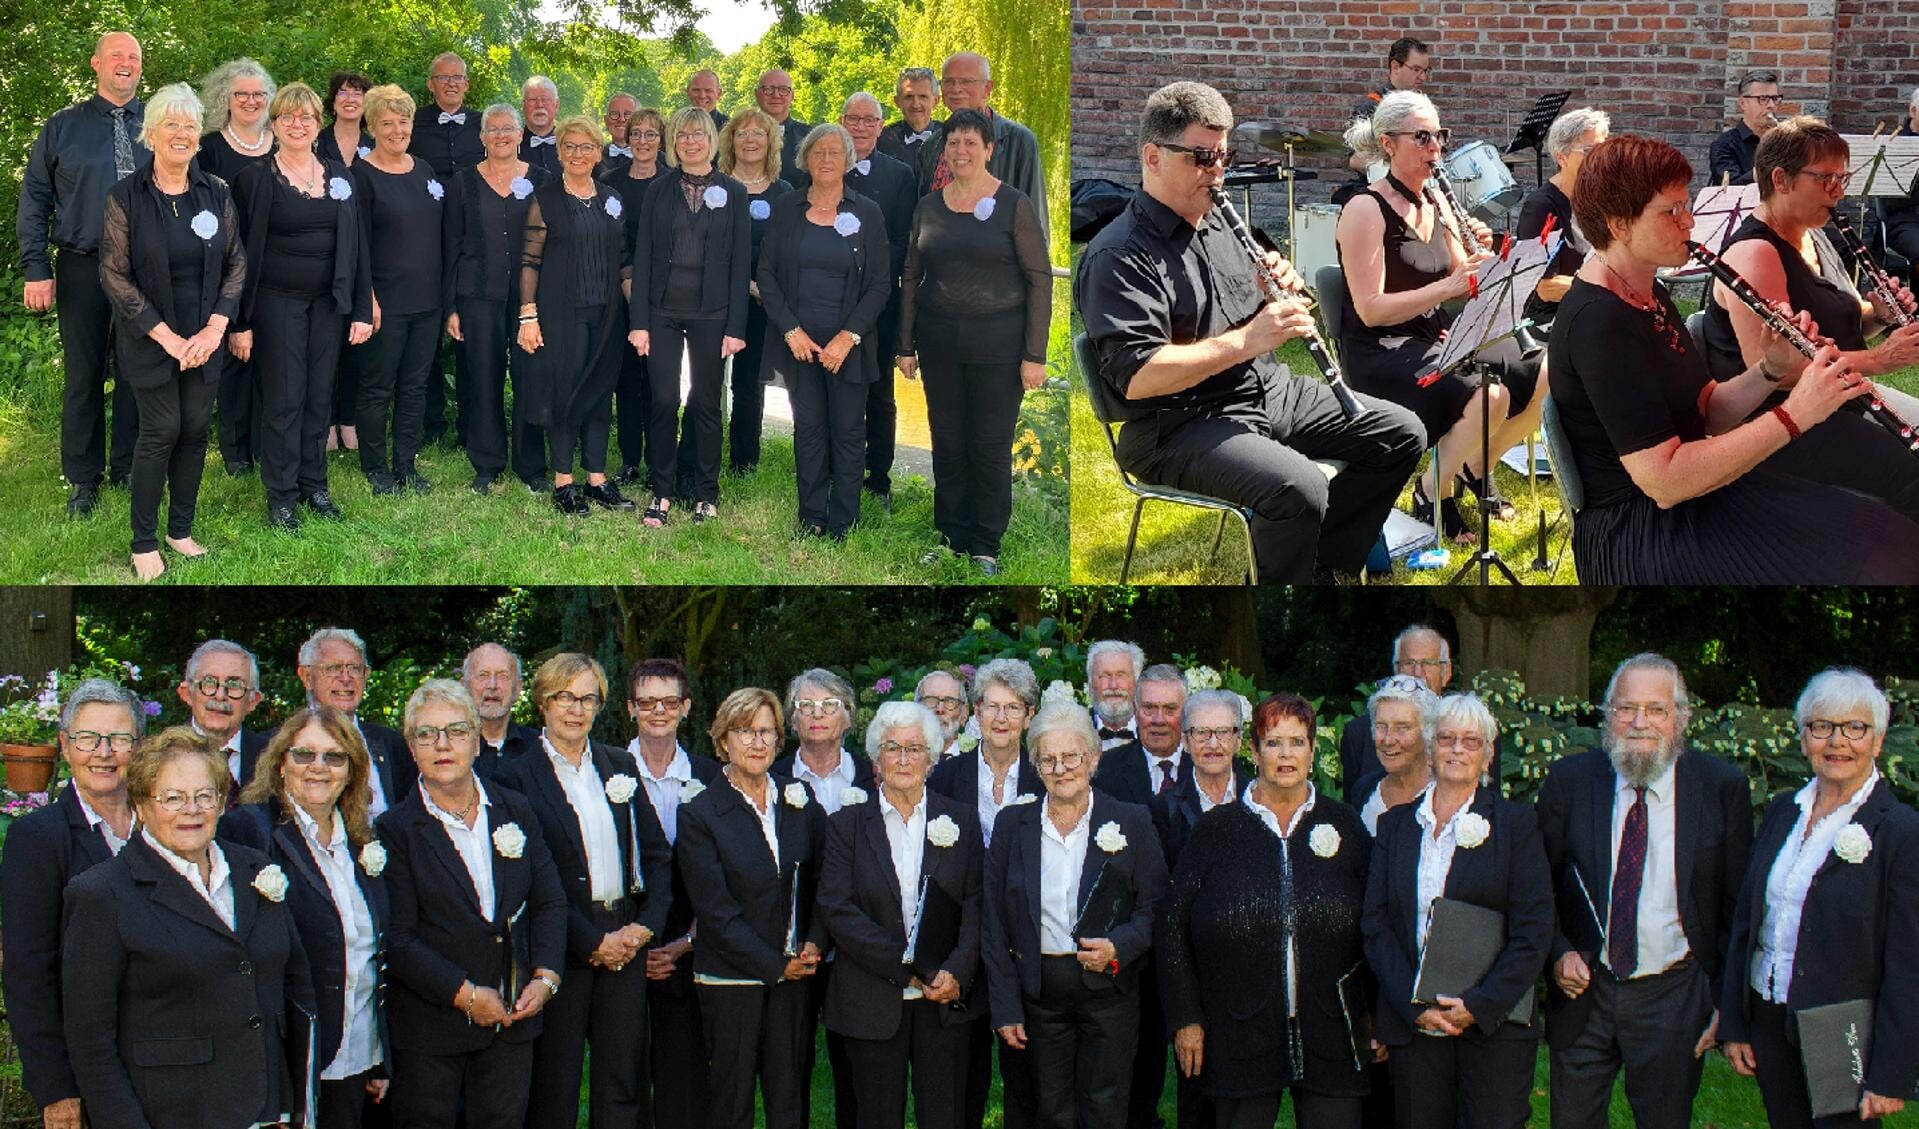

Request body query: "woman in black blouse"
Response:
[759, 123, 892, 540]
[721, 108, 796, 477]
[517, 115, 635, 517]
[198, 58, 276, 481]
[447, 103, 547, 494]
[1158, 693, 1374, 1129]
[1546, 133, 1919, 583]
[628, 105, 752, 527]
[99, 83, 246, 581]
[1513, 107, 1607, 330]
[1336, 91, 1541, 541]
[896, 108, 1052, 577]
[352, 84, 446, 497]
[229, 81, 373, 535]
[319, 71, 373, 453]
[601, 107, 665, 487]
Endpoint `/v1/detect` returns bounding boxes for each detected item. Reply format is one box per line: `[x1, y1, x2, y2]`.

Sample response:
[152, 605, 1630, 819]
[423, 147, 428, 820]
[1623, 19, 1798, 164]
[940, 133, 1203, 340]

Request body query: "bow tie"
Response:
[438, 111, 466, 126]
[608, 144, 632, 158]
[905, 129, 936, 144]
[853, 158, 871, 175]
[528, 133, 556, 147]
[1099, 727, 1133, 741]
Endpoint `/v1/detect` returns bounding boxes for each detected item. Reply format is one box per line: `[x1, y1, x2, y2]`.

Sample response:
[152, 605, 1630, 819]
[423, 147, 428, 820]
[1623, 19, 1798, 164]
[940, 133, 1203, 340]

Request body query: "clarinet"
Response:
[1208, 186, 1365, 419]
[1425, 163, 1544, 357]
[1686, 239, 1919, 455]
[1827, 210, 1916, 329]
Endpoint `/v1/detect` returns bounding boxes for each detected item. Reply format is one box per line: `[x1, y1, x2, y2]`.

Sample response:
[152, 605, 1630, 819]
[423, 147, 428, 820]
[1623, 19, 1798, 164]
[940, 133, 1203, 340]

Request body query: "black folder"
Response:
[285, 999, 319, 1129]
[1073, 862, 1133, 946]
[907, 878, 964, 983]
[1796, 998, 1873, 1118]
[1335, 961, 1374, 1072]
[1412, 897, 1534, 1026]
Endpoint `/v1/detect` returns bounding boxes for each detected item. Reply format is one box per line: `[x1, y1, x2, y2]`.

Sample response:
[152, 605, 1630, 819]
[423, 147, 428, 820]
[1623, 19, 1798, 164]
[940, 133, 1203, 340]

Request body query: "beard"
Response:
[475, 700, 509, 722]
[1603, 727, 1680, 788]
[1092, 695, 1134, 726]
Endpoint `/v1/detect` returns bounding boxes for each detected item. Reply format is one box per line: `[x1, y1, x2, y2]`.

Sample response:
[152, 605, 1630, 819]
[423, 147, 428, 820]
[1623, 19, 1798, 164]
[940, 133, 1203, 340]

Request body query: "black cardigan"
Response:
[675, 772, 828, 984]
[629, 168, 752, 339]
[230, 156, 371, 330]
[97, 162, 246, 387]
[755, 188, 894, 386]
[444, 162, 550, 307]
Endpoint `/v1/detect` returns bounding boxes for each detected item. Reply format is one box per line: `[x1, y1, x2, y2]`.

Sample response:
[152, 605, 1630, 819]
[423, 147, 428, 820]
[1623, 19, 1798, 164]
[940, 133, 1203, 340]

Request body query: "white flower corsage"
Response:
[493, 822, 527, 859]
[328, 177, 353, 201]
[252, 864, 290, 902]
[1453, 812, 1491, 849]
[1094, 821, 1128, 854]
[426, 178, 445, 201]
[749, 198, 771, 220]
[510, 176, 534, 199]
[605, 195, 623, 218]
[605, 774, 639, 804]
[840, 786, 868, 805]
[927, 814, 960, 848]
[1834, 822, 1873, 864]
[972, 195, 996, 221]
[1308, 824, 1341, 859]
[956, 733, 978, 753]
[358, 841, 387, 877]
[189, 209, 219, 240]
[784, 782, 810, 808]
[356, 144, 372, 159]
[834, 212, 861, 237]
[702, 184, 728, 209]
[1012, 792, 1039, 805]
[679, 779, 707, 803]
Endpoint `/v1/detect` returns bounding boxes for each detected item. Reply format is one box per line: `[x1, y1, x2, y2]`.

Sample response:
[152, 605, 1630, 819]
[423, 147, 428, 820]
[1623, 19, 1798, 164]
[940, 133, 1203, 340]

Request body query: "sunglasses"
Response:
[1385, 128, 1451, 149]
[1158, 142, 1237, 169]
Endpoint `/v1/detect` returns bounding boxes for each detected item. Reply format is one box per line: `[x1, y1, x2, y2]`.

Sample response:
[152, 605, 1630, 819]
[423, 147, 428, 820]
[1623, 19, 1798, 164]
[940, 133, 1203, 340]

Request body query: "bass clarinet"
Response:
[1425, 162, 1545, 358]
[1208, 186, 1365, 419]
[1686, 238, 1919, 455]
[1827, 210, 1916, 329]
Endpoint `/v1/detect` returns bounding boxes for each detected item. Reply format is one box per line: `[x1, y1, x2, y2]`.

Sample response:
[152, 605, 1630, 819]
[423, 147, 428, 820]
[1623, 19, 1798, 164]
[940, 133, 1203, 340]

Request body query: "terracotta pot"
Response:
[1, 743, 58, 794]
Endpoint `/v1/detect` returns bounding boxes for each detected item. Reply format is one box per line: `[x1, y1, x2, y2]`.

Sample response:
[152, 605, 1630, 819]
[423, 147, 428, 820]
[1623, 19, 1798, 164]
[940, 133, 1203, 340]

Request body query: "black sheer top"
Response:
[897, 182, 1051, 364]
[197, 129, 274, 185]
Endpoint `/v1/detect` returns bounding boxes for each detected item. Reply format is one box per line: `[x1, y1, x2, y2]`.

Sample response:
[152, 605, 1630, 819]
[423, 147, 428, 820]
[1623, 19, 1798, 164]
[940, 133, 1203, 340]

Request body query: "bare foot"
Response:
[131, 551, 165, 581]
[340, 425, 359, 451]
[165, 536, 208, 558]
[326, 427, 340, 452]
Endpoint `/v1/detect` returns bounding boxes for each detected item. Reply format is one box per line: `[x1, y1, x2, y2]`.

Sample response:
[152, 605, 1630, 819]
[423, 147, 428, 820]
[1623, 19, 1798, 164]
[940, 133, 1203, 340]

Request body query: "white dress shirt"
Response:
[1606, 762, 1689, 978]
[1360, 788, 1390, 837]
[291, 806, 383, 1078]
[1141, 747, 1188, 794]
[145, 829, 237, 929]
[1751, 767, 1880, 1002]
[883, 793, 928, 1000]
[631, 740, 694, 844]
[350, 715, 392, 817]
[1243, 782, 1316, 1016]
[542, 735, 625, 902]
[190, 722, 246, 791]
[1412, 788, 1476, 952]
[1193, 774, 1236, 813]
[976, 752, 1028, 848]
[75, 792, 128, 855]
[422, 778, 495, 919]
[1038, 798, 1093, 955]
[792, 748, 858, 814]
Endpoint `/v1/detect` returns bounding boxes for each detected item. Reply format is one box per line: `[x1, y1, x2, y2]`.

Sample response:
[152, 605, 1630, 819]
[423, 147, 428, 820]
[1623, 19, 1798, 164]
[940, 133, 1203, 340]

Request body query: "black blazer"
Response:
[443, 162, 550, 306]
[1348, 770, 1385, 822]
[230, 155, 372, 329]
[817, 790, 983, 1038]
[475, 721, 541, 783]
[1717, 778, 1919, 1098]
[979, 790, 1168, 1030]
[98, 163, 246, 389]
[360, 720, 419, 810]
[1147, 765, 1252, 870]
[927, 749, 1044, 813]
[1360, 786, 1551, 1046]
[1535, 747, 1752, 1050]
[771, 749, 878, 796]
[676, 772, 828, 983]
[630, 168, 753, 339]
[62, 834, 315, 1129]
[233, 727, 270, 792]
[1338, 717, 1381, 804]
[218, 801, 391, 1074]
[1092, 740, 1186, 808]
[375, 781, 567, 1053]
[844, 150, 918, 282]
[756, 188, 894, 386]
[1157, 797, 1373, 1098]
[493, 740, 674, 965]
[0, 789, 117, 1106]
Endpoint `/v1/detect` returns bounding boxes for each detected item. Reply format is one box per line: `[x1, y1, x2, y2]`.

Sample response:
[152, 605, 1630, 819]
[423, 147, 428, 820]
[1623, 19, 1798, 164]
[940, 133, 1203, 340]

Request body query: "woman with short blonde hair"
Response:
[715, 107, 794, 476]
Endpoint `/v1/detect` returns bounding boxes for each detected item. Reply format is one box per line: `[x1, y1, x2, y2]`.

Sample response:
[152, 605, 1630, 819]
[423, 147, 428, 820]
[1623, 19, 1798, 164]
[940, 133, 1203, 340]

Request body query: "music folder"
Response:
[1073, 863, 1134, 953]
[907, 878, 964, 984]
[1412, 897, 1534, 1025]
[1336, 961, 1374, 1071]
[1796, 998, 1874, 1118]
[286, 1000, 319, 1129]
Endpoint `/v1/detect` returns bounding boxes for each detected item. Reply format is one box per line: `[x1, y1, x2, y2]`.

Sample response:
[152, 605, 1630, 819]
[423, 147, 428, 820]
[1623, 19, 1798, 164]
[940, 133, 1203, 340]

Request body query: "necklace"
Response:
[565, 179, 597, 205]
[277, 153, 322, 197]
[1602, 259, 1684, 352]
[225, 123, 271, 154]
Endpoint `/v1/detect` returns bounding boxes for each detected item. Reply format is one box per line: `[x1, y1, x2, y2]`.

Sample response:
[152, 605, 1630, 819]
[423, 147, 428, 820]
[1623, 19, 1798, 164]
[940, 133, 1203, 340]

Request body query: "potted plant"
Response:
[0, 672, 64, 794]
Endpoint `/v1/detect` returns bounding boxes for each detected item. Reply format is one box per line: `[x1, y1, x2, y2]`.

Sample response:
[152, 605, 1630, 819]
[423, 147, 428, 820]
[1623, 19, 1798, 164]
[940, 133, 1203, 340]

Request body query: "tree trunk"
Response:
[1205, 589, 1266, 685]
[0, 588, 74, 691]
[1430, 589, 1619, 698]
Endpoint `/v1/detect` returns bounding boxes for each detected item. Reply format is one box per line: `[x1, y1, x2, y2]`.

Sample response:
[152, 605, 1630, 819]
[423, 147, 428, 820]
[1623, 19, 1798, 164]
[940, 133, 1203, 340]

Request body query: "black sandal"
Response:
[693, 502, 718, 524]
[1458, 467, 1517, 522]
[642, 498, 671, 528]
[1413, 478, 1476, 544]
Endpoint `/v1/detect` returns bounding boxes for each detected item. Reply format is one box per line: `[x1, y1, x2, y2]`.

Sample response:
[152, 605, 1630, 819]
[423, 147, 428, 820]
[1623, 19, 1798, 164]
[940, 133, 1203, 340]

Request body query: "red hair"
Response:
[1571, 135, 1693, 251]
[1251, 693, 1315, 739]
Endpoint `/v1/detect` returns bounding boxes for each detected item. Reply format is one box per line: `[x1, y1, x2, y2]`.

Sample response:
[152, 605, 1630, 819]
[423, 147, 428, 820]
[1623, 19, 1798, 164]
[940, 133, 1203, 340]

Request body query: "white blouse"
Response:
[1750, 768, 1880, 1002]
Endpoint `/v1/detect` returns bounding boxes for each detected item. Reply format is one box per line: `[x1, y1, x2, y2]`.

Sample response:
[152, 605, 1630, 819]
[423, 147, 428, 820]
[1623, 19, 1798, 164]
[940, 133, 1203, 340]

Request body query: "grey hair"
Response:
[185, 639, 259, 687]
[1141, 80, 1232, 149]
[1910, 86, 1919, 112]
[60, 678, 145, 737]
[1794, 667, 1890, 735]
[141, 83, 205, 146]
[786, 667, 856, 734]
[1429, 692, 1499, 758]
[522, 75, 558, 100]
[1344, 89, 1436, 164]
[1368, 674, 1437, 731]
[461, 642, 523, 681]
[1182, 688, 1248, 729]
[943, 51, 992, 81]
[1026, 700, 1099, 766]
[972, 658, 1039, 709]
[1738, 69, 1780, 96]
[300, 627, 369, 668]
[843, 91, 883, 117]
[402, 678, 480, 733]
[1086, 640, 1146, 684]
[1134, 662, 1186, 701]
[915, 668, 969, 704]
[1547, 107, 1611, 157]
[796, 122, 856, 174]
[607, 91, 640, 111]
[1603, 652, 1693, 725]
[1391, 624, 1450, 665]
[898, 66, 938, 94]
[430, 52, 467, 78]
[483, 102, 522, 130]
[201, 58, 275, 133]
[864, 701, 944, 761]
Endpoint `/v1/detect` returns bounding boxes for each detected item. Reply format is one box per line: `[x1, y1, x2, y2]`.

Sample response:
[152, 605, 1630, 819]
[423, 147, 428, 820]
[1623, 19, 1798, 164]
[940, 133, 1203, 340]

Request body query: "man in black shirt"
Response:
[686, 69, 728, 131]
[17, 31, 148, 516]
[1076, 81, 1424, 583]
[1336, 36, 1432, 206]
[841, 91, 919, 506]
[409, 52, 483, 449]
[755, 69, 811, 187]
[1709, 70, 1779, 186]
[518, 74, 561, 177]
[917, 52, 1050, 241]
[1883, 88, 1919, 274]
[877, 67, 942, 171]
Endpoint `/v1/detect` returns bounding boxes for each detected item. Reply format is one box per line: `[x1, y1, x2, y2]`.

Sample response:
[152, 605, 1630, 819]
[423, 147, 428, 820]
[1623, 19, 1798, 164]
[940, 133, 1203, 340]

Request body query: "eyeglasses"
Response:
[631, 129, 662, 142]
[1644, 200, 1692, 221]
[630, 695, 684, 713]
[879, 740, 932, 762]
[1384, 128, 1451, 149]
[676, 131, 709, 142]
[288, 746, 351, 769]
[1184, 725, 1241, 746]
[232, 91, 269, 103]
[1393, 658, 1448, 673]
[978, 701, 1029, 718]
[1794, 169, 1848, 191]
[728, 726, 780, 746]
[548, 691, 603, 712]
[1568, 143, 1602, 157]
[560, 142, 599, 156]
[278, 112, 318, 126]
[431, 74, 469, 84]
[917, 694, 965, 711]
[468, 670, 516, 685]
[409, 722, 477, 744]
[1804, 719, 1873, 740]
[1036, 750, 1088, 773]
[153, 789, 220, 813]
[794, 698, 846, 718]
[1433, 733, 1486, 751]
[1741, 93, 1783, 105]
[1156, 142, 1237, 169]
[1610, 702, 1675, 723]
[481, 125, 519, 136]
[66, 730, 136, 753]
[757, 85, 794, 96]
[191, 675, 256, 699]
[735, 128, 770, 141]
[842, 115, 883, 126]
[1399, 64, 1434, 78]
[314, 662, 369, 681]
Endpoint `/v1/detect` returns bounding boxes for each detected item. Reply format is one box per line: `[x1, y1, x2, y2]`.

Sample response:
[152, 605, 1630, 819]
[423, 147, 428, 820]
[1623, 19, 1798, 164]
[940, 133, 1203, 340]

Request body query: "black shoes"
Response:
[65, 483, 98, 518]
[225, 459, 252, 477]
[971, 554, 1002, 578]
[553, 483, 592, 516]
[522, 475, 552, 495]
[368, 471, 403, 496]
[303, 491, 343, 520]
[865, 485, 893, 514]
[612, 464, 643, 486]
[471, 474, 496, 495]
[267, 505, 301, 532]
[584, 481, 636, 511]
[399, 467, 432, 494]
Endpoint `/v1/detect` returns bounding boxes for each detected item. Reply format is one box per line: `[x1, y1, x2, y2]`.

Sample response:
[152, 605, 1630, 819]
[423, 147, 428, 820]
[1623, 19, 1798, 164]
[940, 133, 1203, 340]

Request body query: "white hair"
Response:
[1547, 107, 1611, 157]
[1795, 667, 1890, 734]
[1026, 700, 1098, 766]
[1368, 674, 1437, 734]
[1134, 662, 1186, 702]
[60, 678, 145, 736]
[973, 658, 1039, 708]
[1430, 692, 1499, 761]
[943, 52, 992, 81]
[1391, 624, 1449, 665]
[915, 668, 969, 704]
[1182, 688, 1248, 728]
[200, 58, 275, 132]
[843, 91, 883, 117]
[300, 627, 368, 668]
[795, 123, 856, 173]
[186, 639, 259, 687]
[482, 103, 522, 130]
[1343, 89, 1436, 165]
[864, 701, 944, 761]
[522, 75, 558, 100]
[1086, 640, 1146, 684]
[142, 83, 205, 147]
[786, 667, 856, 735]
[1604, 652, 1692, 725]
[461, 642, 523, 681]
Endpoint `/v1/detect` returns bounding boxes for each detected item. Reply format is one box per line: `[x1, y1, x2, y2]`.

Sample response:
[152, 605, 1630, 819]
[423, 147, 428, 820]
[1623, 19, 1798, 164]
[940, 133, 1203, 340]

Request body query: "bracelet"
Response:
[519, 315, 539, 325]
[1756, 359, 1784, 383]
[458, 983, 476, 1022]
[1771, 403, 1802, 440]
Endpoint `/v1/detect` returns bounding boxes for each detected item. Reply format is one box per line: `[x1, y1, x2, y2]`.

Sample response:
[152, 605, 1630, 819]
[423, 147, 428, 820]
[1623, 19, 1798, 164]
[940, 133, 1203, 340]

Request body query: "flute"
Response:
[1426, 163, 1545, 357]
[1686, 239, 1919, 455]
[1208, 186, 1364, 418]
[1827, 210, 1916, 329]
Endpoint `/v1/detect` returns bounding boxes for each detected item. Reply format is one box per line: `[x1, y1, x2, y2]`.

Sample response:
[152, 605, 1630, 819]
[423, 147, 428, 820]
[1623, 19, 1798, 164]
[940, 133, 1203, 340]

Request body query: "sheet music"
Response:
[1433, 232, 1560, 374]
[1840, 135, 1919, 197]
[1656, 184, 1758, 281]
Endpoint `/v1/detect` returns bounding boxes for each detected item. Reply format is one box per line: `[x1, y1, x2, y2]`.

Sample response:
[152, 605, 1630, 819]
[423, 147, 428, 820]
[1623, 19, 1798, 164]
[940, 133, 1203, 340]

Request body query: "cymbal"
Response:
[1236, 120, 1348, 155]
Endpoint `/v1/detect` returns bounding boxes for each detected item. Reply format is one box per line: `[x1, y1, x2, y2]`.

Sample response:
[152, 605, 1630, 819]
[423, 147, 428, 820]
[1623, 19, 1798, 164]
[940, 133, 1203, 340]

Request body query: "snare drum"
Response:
[1292, 204, 1343, 292]
[1443, 140, 1523, 218]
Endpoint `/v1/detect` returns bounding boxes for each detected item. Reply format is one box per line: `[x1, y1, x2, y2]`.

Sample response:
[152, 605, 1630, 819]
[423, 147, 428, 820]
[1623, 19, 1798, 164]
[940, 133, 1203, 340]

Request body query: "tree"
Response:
[0, 588, 74, 686]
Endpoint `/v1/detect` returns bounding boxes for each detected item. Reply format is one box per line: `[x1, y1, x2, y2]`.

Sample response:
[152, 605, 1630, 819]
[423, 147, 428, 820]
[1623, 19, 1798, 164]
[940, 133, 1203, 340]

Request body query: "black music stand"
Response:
[1505, 91, 1573, 189]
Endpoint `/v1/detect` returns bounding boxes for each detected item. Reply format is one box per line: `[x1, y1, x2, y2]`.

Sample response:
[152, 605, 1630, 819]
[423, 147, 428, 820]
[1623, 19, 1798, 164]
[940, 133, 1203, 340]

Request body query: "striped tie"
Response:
[1607, 786, 1648, 977]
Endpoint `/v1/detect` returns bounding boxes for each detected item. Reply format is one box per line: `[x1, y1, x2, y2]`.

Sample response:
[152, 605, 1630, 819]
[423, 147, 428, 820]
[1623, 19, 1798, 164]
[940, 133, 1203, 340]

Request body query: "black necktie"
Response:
[110, 106, 135, 180]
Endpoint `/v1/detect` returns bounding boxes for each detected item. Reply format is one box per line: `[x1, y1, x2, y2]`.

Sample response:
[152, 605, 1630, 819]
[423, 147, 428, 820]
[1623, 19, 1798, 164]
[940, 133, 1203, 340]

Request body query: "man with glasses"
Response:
[410, 52, 484, 449]
[1086, 640, 1146, 750]
[916, 52, 1048, 239]
[1711, 70, 1781, 186]
[1534, 653, 1753, 1129]
[878, 67, 941, 170]
[1076, 81, 1424, 584]
[175, 638, 266, 802]
[915, 669, 972, 760]
[753, 69, 812, 187]
[296, 626, 416, 814]
[462, 642, 538, 779]
[1334, 36, 1432, 203]
[602, 92, 639, 162]
[518, 75, 562, 177]
[1337, 625, 1452, 801]
[686, 69, 727, 131]
[840, 90, 919, 508]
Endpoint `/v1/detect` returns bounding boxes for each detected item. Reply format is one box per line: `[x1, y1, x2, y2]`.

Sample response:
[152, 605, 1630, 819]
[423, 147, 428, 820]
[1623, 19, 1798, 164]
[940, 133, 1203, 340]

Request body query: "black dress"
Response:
[1546, 276, 1919, 583]
[1336, 186, 1539, 441]
[519, 180, 631, 473]
[1514, 181, 1585, 328]
[1702, 215, 1865, 375]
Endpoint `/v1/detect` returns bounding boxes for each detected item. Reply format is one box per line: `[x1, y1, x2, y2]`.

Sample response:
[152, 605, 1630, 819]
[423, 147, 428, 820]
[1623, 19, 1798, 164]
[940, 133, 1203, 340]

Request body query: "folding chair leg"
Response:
[1209, 511, 1228, 564]
[1237, 511, 1258, 585]
[1122, 499, 1146, 584]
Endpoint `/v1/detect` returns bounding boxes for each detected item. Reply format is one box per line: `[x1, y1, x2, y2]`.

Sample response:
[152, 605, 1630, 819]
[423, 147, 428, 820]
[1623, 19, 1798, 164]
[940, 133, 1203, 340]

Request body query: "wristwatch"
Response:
[847, 332, 863, 346]
[536, 971, 561, 997]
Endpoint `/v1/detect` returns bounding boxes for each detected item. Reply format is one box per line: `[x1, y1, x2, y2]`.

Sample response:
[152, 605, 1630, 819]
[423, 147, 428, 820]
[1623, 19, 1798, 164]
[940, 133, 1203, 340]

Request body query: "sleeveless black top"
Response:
[1337, 184, 1452, 347]
[1701, 214, 1863, 378]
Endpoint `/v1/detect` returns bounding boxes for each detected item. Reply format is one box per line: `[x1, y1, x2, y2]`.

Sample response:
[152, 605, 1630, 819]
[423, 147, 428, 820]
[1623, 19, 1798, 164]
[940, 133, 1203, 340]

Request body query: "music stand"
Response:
[1504, 91, 1573, 189]
[1839, 133, 1919, 265]
[1658, 184, 1760, 291]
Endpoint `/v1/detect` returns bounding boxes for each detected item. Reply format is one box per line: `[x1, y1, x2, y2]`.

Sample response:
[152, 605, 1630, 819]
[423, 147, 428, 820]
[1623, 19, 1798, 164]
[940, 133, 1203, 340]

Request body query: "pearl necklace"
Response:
[225, 123, 271, 154]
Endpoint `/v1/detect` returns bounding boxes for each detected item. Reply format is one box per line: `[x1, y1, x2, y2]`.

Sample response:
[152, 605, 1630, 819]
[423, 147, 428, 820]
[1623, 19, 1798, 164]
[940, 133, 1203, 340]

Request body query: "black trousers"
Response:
[697, 979, 810, 1129]
[456, 297, 513, 480]
[1212, 1089, 1361, 1129]
[1027, 955, 1140, 1129]
[644, 963, 711, 1129]
[1388, 1031, 1537, 1129]
[1756, 399, 1919, 524]
[548, 308, 614, 478]
[255, 291, 346, 511]
[840, 998, 968, 1129]
[389, 1039, 534, 1129]
[863, 291, 901, 493]
[616, 340, 651, 471]
[356, 308, 439, 477]
[526, 943, 649, 1128]
[787, 360, 869, 534]
[729, 301, 771, 473]
[1548, 961, 1711, 1129]
[127, 366, 217, 553]
[215, 350, 261, 465]
[1127, 964, 1169, 1129]
[920, 354, 1025, 557]
[423, 331, 464, 446]
[1746, 993, 1878, 1129]
[333, 331, 360, 426]
[1120, 377, 1426, 582]
[648, 314, 728, 502]
[55, 248, 137, 487]
[318, 1069, 378, 1129]
[800, 965, 857, 1129]
[964, 1017, 1035, 1129]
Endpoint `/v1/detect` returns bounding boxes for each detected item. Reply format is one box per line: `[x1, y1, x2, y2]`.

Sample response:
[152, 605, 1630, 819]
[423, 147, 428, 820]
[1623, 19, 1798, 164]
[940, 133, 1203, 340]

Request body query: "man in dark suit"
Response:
[878, 67, 942, 171]
[517, 75, 562, 178]
[687, 69, 728, 131]
[916, 669, 973, 760]
[840, 90, 919, 508]
[1087, 639, 1145, 749]
[407, 51, 484, 449]
[177, 638, 269, 800]
[755, 68, 811, 188]
[462, 641, 539, 780]
[297, 626, 417, 814]
[1338, 624, 1453, 802]
[1535, 653, 1753, 1129]
[1092, 662, 1188, 807]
